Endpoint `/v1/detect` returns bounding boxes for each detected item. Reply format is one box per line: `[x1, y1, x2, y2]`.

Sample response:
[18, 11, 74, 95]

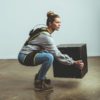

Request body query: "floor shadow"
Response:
[52, 79, 80, 89]
[34, 89, 53, 100]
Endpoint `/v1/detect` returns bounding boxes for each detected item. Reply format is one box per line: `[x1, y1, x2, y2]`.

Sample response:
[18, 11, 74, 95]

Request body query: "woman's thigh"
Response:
[34, 51, 54, 65]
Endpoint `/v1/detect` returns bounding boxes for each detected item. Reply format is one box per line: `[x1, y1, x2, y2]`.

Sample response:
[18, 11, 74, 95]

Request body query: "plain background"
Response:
[0, 0, 100, 59]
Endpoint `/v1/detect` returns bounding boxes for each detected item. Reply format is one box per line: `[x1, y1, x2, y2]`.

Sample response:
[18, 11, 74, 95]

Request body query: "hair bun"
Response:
[47, 11, 55, 18]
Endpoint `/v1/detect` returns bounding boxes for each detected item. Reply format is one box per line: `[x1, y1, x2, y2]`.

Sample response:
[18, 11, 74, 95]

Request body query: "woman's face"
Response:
[50, 17, 61, 31]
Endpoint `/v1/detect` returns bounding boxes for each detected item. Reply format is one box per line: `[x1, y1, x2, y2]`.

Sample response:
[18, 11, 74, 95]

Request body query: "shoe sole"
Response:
[34, 88, 53, 92]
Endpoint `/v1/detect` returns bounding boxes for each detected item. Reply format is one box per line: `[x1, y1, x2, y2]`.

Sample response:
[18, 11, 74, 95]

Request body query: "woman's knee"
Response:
[18, 53, 25, 65]
[46, 53, 54, 63]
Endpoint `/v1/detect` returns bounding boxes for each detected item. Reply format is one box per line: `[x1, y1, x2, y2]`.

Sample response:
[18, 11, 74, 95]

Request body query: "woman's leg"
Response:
[34, 51, 54, 80]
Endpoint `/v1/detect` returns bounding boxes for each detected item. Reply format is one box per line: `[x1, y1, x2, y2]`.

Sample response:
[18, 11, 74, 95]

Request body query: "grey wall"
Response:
[0, 0, 100, 58]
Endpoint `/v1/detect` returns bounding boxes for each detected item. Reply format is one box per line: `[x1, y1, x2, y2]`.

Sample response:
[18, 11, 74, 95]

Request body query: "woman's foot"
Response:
[34, 74, 53, 91]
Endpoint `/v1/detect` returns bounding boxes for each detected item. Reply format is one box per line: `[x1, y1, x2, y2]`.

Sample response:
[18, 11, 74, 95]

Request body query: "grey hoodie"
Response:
[20, 31, 75, 65]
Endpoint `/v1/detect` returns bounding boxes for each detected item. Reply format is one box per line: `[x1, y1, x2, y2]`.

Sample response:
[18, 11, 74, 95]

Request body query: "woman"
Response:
[18, 11, 84, 91]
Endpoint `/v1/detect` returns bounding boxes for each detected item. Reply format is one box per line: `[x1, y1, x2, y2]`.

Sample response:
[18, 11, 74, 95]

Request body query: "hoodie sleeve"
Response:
[37, 32, 75, 65]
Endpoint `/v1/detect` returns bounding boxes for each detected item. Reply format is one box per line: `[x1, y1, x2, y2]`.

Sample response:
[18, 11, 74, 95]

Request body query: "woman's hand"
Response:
[74, 60, 84, 70]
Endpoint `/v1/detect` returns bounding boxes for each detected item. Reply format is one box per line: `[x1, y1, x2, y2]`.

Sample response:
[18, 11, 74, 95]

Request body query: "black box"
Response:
[53, 44, 88, 78]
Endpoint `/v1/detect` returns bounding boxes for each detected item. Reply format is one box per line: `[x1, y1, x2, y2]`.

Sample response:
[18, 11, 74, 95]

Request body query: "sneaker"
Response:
[44, 78, 51, 85]
[34, 74, 51, 85]
[34, 80, 53, 91]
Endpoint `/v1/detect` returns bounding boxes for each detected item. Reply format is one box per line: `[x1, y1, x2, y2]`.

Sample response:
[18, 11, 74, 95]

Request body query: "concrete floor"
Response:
[0, 57, 100, 100]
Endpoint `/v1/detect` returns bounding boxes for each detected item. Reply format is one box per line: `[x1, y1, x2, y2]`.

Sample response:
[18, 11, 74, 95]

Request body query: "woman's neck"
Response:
[47, 27, 54, 34]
